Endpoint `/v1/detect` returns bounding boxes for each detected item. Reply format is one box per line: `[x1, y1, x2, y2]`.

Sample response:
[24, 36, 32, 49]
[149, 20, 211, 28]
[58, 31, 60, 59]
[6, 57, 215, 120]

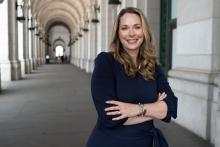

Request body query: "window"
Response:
[160, 0, 177, 76]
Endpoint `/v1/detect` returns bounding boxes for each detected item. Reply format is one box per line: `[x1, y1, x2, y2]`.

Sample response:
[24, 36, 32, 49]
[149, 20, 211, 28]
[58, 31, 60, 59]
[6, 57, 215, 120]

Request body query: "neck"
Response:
[127, 50, 139, 66]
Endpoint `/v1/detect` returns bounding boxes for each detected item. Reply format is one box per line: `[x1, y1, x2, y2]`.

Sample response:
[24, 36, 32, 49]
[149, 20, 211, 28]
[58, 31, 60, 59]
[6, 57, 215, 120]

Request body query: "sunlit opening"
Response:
[55, 45, 64, 57]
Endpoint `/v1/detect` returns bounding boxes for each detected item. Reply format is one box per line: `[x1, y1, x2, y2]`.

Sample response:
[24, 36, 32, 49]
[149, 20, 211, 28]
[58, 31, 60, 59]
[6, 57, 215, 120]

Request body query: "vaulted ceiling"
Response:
[30, 0, 93, 34]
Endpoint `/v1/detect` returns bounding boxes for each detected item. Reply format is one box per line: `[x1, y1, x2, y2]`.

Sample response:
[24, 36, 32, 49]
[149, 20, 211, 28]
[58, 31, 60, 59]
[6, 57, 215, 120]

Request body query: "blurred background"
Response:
[0, 0, 219, 146]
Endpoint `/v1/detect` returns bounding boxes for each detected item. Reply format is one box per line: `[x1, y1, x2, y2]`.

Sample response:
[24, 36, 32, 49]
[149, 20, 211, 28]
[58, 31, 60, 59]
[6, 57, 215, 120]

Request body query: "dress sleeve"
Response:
[91, 52, 128, 128]
[155, 64, 178, 122]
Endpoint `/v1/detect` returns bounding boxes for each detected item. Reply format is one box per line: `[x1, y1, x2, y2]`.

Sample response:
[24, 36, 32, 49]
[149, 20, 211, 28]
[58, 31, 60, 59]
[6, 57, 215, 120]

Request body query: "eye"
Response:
[120, 27, 128, 30]
[134, 26, 141, 29]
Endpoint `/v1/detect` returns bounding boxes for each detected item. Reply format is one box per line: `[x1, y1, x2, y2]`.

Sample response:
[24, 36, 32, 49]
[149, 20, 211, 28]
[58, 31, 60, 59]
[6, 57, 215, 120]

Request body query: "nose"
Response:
[128, 28, 135, 36]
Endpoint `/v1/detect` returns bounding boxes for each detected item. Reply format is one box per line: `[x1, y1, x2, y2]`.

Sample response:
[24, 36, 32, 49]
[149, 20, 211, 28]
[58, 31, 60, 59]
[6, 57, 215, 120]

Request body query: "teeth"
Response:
[127, 39, 137, 43]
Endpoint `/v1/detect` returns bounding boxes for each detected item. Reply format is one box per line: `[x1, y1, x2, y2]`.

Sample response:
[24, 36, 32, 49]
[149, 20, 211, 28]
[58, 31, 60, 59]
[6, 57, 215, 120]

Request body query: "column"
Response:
[75, 38, 80, 66]
[169, 0, 220, 142]
[8, 0, 21, 80]
[69, 35, 75, 65]
[88, 23, 97, 73]
[0, 0, 11, 81]
[71, 37, 76, 65]
[79, 31, 84, 69]
[97, 0, 108, 53]
[107, 4, 117, 46]
[18, 15, 25, 77]
[72, 35, 77, 65]
[85, 8, 92, 72]
[85, 23, 91, 72]
[38, 31, 42, 66]
[35, 26, 40, 67]
[0, 1, 7, 89]
[215, 75, 220, 147]
[23, 0, 31, 73]
[42, 38, 46, 64]
[83, 30, 89, 70]
[141, 0, 160, 50]
[31, 19, 37, 70]
[40, 32, 45, 64]
[87, 4, 99, 73]
[28, 19, 33, 71]
[39, 35, 43, 65]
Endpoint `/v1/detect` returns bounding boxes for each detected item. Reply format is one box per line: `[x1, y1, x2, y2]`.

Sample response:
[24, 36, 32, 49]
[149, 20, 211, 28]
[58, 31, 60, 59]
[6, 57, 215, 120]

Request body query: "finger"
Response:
[159, 93, 167, 100]
[161, 92, 167, 98]
[104, 106, 120, 111]
[106, 111, 121, 116]
[106, 100, 121, 105]
[112, 115, 126, 121]
[158, 92, 161, 97]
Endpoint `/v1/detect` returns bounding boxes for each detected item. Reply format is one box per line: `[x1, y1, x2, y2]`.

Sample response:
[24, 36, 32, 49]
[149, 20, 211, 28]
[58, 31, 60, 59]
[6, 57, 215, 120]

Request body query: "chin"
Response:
[126, 46, 140, 51]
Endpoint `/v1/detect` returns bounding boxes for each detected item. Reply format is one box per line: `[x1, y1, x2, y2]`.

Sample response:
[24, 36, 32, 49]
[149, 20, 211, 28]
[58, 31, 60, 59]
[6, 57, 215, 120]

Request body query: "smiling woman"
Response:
[87, 7, 178, 147]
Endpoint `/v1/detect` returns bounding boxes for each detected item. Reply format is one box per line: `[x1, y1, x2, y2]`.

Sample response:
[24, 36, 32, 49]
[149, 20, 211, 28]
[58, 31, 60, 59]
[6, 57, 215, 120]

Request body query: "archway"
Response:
[55, 45, 64, 57]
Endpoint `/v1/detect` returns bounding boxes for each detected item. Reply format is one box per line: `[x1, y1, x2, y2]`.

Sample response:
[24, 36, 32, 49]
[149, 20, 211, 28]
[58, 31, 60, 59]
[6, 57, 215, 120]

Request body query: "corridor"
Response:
[0, 64, 214, 147]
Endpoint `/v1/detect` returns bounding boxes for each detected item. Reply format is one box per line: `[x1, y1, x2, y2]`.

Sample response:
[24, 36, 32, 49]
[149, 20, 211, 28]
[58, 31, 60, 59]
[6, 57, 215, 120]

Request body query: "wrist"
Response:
[137, 103, 147, 116]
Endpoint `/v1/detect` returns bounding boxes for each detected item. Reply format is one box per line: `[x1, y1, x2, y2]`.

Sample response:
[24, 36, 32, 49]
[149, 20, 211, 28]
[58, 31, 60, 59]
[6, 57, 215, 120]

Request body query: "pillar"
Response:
[35, 26, 40, 67]
[18, 16, 25, 77]
[0, 1, 6, 89]
[97, 0, 108, 53]
[169, 0, 220, 142]
[39, 36, 44, 64]
[83, 30, 89, 70]
[31, 19, 37, 70]
[8, 0, 21, 80]
[0, 0, 11, 82]
[40, 33, 45, 64]
[75, 38, 80, 66]
[215, 75, 220, 147]
[107, 3, 118, 46]
[79, 31, 84, 69]
[42, 38, 46, 64]
[23, 0, 31, 73]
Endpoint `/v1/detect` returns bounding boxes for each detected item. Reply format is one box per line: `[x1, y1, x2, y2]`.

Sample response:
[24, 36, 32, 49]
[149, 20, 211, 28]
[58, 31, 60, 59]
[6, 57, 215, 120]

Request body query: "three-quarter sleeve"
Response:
[156, 64, 178, 122]
[91, 52, 128, 128]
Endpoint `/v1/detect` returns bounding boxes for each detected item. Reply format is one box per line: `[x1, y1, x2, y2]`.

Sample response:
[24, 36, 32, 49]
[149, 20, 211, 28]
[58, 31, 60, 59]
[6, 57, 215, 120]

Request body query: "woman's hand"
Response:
[105, 92, 167, 121]
[157, 92, 167, 101]
[105, 101, 140, 121]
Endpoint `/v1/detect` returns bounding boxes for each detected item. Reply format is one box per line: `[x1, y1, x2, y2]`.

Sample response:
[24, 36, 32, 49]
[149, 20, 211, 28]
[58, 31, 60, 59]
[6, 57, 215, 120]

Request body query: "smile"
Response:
[127, 39, 138, 43]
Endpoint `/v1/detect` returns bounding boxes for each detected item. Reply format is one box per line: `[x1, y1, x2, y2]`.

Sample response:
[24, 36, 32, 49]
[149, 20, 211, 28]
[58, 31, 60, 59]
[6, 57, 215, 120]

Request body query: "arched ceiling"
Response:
[31, 0, 92, 34]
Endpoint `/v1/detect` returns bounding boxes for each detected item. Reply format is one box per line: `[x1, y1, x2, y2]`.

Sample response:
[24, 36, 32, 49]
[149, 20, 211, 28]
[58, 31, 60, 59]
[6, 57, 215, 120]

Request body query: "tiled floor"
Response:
[0, 64, 214, 147]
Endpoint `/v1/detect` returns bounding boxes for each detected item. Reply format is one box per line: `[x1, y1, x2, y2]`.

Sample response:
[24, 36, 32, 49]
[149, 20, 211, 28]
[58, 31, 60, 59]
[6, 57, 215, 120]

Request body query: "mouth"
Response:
[127, 39, 138, 44]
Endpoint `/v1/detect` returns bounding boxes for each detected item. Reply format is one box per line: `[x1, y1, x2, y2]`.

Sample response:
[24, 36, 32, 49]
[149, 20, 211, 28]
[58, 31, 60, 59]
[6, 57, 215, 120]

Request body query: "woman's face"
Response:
[118, 13, 144, 54]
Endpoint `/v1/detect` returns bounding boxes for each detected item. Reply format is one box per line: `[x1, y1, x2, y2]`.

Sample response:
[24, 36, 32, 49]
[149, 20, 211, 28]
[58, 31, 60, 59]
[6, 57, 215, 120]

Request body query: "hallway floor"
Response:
[0, 64, 214, 147]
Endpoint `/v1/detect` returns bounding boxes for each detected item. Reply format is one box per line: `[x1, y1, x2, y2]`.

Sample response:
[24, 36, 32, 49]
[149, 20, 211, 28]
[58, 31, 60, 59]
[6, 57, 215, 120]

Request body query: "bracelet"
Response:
[142, 104, 147, 116]
[137, 103, 147, 116]
[137, 103, 142, 116]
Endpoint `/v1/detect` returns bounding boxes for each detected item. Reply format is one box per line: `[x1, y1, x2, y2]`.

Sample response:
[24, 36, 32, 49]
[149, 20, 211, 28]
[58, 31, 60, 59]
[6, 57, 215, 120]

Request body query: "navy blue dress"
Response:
[87, 52, 177, 147]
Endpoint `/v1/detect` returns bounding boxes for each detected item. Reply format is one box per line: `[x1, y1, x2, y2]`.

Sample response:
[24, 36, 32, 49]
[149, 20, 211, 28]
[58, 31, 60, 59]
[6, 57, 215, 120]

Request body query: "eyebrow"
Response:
[120, 24, 141, 27]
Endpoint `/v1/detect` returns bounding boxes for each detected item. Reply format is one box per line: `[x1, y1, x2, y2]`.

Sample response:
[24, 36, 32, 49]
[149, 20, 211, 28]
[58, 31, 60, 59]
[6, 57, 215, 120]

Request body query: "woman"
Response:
[87, 7, 177, 147]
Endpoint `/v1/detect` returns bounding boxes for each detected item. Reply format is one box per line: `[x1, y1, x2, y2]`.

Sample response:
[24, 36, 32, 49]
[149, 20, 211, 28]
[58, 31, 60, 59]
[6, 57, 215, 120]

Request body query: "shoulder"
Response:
[93, 52, 116, 75]
[155, 63, 166, 77]
[95, 52, 114, 64]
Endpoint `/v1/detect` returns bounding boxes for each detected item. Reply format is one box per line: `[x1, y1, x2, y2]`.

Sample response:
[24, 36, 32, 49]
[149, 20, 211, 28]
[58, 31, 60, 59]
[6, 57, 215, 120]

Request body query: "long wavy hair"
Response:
[109, 7, 157, 80]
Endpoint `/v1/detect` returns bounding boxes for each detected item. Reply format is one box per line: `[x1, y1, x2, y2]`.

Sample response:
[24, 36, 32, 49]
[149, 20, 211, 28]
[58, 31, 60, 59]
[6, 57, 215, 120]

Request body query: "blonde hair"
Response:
[109, 7, 157, 80]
